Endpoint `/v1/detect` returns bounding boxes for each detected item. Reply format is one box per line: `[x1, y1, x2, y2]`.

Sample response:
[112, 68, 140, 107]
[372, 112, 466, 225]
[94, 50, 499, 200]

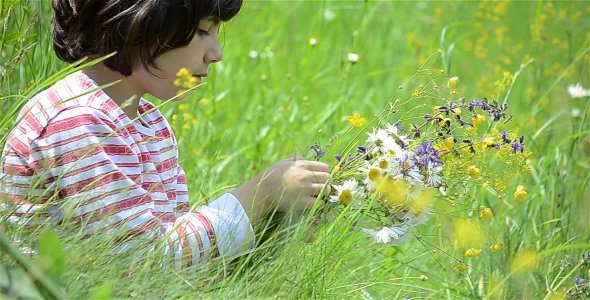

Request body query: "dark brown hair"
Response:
[51, 0, 242, 76]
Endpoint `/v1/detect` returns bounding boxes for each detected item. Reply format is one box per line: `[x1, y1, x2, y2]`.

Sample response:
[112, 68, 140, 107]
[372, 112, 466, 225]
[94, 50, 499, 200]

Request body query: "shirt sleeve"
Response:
[169, 193, 256, 267]
[1, 106, 255, 266]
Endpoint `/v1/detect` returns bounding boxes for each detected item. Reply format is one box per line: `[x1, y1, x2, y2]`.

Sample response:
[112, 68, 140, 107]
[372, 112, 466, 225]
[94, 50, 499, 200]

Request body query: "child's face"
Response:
[133, 19, 222, 100]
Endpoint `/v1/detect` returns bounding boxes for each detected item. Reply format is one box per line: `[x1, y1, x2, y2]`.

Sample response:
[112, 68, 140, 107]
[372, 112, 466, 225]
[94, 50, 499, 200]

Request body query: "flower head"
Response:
[468, 165, 481, 177]
[510, 249, 539, 272]
[456, 263, 468, 272]
[309, 37, 318, 47]
[174, 67, 198, 89]
[479, 207, 494, 219]
[490, 242, 502, 252]
[513, 185, 527, 201]
[361, 226, 411, 245]
[447, 76, 459, 88]
[330, 179, 360, 205]
[465, 248, 482, 258]
[347, 53, 359, 63]
[472, 114, 485, 126]
[567, 83, 590, 98]
[310, 144, 325, 160]
[347, 113, 367, 127]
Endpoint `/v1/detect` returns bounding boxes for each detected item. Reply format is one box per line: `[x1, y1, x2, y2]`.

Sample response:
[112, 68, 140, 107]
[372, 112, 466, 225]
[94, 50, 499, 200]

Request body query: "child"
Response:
[0, 0, 330, 266]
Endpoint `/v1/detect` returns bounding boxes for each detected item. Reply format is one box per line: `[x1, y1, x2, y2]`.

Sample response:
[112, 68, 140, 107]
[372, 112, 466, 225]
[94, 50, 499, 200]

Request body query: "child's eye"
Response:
[197, 28, 209, 36]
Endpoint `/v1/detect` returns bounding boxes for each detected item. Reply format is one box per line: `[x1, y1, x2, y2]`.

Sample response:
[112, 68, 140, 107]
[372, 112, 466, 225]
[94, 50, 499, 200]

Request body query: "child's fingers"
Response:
[308, 171, 330, 184]
[309, 183, 329, 197]
[300, 161, 329, 172]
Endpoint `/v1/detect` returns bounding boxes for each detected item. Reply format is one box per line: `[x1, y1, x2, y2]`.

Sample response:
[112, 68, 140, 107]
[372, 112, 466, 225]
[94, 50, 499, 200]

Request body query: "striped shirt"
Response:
[0, 71, 255, 266]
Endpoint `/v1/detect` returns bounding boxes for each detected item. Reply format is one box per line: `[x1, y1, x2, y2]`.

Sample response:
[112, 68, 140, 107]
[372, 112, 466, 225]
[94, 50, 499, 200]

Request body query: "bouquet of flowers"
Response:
[314, 70, 532, 246]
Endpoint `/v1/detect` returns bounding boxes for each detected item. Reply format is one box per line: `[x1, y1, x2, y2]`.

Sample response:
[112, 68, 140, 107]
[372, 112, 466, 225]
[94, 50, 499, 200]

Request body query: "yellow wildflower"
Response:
[347, 113, 367, 127]
[479, 207, 493, 219]
[174, 67, 198, 89]
[433, 105, 441, 115]
[472, 114, 485, 126]
[438, 117, 451, 127]
[453, 219, 485, 249]
[465, 248, 482, 258]
[510, 249, 539, 273]
[447, 76, 459, 88]
[198, 98, 210, 106]
[445, 137, 455, 149]
[513, 185, 527, 201]
[179, 104, 189, 111]
[412, 89, 420, 97]
[457, 263, 468, 272]
[468, 165, 481, 177]
[482, 137, 495, 149]
[490, 242, 502, 252]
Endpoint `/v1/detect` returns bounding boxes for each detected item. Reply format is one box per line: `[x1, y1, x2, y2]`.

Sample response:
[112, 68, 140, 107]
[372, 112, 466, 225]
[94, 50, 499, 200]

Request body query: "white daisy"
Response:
[384, 123, 410, 146]
[324, 9, 335, 21]
[425, 165, 443, 187]
[361, 225, 412, 245]
[567, 83, 590, 98]
[347, 53, 359, 63]
[248, 50, 258, 59]
[359, 160, 383, 189]
[395, 211, 429, 227]
[329, 179, 360, 205]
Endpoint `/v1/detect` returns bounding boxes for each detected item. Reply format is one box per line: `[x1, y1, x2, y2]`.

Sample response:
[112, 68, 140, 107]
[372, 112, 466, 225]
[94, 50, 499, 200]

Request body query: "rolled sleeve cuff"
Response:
[198, 193, 256, 258]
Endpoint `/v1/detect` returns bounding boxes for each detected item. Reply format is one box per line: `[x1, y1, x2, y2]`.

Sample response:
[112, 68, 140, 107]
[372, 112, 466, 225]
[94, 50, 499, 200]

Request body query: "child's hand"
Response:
[231, 157, 331, 222]
[261, 157, 331, 212]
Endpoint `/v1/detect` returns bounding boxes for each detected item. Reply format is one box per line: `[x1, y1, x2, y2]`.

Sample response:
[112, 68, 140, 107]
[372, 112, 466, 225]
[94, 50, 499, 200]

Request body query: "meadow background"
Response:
[1, 0, 590, 299]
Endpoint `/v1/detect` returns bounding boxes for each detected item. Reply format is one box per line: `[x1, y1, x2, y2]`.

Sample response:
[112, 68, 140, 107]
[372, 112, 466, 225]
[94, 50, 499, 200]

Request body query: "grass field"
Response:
[1, 0, 590, 299]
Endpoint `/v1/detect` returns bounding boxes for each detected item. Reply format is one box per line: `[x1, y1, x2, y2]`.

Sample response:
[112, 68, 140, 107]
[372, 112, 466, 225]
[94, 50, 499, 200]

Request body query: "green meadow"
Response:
[1, 0, 589, 299]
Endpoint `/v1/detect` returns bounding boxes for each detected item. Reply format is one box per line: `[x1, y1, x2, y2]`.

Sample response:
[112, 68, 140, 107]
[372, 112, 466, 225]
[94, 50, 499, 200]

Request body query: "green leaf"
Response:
[91, 282, 113, 300]
[0, 264, 44, 299]
[35, 230, 66, 282]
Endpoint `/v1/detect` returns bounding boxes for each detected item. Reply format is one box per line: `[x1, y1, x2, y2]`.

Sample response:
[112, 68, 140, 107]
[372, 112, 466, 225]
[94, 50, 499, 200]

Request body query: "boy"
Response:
[0, 0, 330, 266]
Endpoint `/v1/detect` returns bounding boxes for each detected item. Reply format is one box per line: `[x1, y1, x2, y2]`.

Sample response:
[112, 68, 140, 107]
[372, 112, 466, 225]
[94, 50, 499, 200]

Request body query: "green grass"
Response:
[1, 0, 589, 299]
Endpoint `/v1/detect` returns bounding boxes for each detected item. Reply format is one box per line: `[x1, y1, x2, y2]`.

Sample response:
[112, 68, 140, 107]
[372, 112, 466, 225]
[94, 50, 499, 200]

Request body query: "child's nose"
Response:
[205, 45, 223, 64]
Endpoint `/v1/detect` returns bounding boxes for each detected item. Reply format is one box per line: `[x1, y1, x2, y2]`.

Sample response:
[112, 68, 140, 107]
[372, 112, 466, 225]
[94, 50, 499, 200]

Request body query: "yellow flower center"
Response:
[379, 159, 389, 169]
[339, 189, 352, 205]
[388, 150, 396, 157]
[368, 168, 381, 181]
[403, 161, 410, 169]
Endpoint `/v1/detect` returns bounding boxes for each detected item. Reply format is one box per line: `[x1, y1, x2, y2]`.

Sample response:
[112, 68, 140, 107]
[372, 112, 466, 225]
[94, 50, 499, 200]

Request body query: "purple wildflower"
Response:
[335, 154, 342, 162]
[310, 144, 325, 160]
[357, 146, 367, 153]
[511, 141, 524, 154]
[574, 278, 586, 285]
[415, 140, 443, 168]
